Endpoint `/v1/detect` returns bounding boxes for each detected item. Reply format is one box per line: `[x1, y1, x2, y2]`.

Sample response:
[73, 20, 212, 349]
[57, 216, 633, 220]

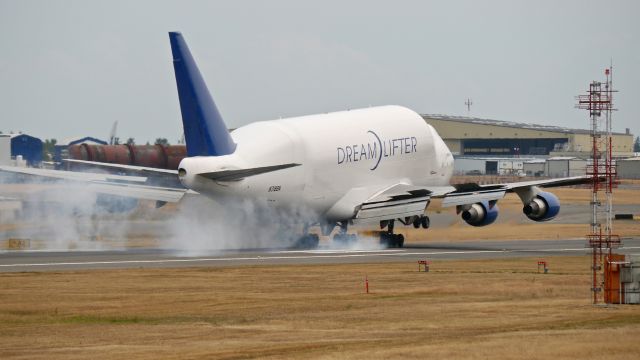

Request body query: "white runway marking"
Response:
[1, 246, 639, 269]
[280, 249, 404, 254]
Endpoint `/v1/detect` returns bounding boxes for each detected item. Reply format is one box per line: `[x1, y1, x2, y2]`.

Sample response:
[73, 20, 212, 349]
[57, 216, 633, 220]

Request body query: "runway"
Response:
[1, 238, 639, 272]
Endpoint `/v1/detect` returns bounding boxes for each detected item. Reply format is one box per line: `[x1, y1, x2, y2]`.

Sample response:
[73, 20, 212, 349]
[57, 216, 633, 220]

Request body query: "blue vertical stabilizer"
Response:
[169, 32, 236, 157]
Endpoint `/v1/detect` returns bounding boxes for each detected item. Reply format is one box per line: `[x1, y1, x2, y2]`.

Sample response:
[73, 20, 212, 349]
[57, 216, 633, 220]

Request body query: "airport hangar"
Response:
[423, 114, 634, 159]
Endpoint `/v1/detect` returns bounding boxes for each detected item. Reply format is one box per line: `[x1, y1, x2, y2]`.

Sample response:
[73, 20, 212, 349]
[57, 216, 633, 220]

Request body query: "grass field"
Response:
[1, 257, 640, 359]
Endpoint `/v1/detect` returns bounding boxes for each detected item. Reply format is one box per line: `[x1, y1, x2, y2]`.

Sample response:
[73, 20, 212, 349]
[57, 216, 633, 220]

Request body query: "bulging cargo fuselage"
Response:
[178, 105, 454, 221]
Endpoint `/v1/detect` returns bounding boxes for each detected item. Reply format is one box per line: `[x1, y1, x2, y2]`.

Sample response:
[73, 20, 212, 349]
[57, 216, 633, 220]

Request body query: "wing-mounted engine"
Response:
[522, 191, 560, 222]
[458, 200, 499, 227]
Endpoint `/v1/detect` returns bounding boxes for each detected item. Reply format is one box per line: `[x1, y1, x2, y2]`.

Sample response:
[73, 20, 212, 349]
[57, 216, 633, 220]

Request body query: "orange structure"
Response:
[604, 253, 627, 304]
[418, 260, 431, 272]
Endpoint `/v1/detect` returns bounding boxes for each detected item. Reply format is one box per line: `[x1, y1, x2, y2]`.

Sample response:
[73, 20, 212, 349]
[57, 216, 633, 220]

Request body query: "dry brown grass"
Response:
[1, 257, 639, 359]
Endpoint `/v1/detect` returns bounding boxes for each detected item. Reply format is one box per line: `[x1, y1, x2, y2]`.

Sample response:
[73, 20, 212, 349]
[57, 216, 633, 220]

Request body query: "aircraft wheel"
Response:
[421, 216, 430, 229]
[412, 217, 421, 228]
[294, 234, 319, 249]
[379, 232, 391, 248]
[333, 233, 356, 246]
[396, 234, 405, 248]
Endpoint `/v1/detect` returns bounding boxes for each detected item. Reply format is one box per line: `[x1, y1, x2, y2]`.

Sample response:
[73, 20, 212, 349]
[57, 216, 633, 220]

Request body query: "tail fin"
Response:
[169, 32, 236, 157]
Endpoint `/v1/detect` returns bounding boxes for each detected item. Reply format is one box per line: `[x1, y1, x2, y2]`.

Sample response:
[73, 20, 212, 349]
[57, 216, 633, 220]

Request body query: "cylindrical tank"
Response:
[131, 145, 166, 168]
[164, 145, 188, 170]
[67, 144, 187, 170]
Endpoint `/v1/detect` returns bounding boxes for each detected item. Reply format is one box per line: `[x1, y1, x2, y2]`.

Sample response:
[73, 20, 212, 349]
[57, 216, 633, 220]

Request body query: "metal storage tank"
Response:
[0, 134, 10, 165]
[617, 157, 640, 179]
[545, 157, 587, 178]
[10, 134, 43, 166]
[67, 144, 187, 170]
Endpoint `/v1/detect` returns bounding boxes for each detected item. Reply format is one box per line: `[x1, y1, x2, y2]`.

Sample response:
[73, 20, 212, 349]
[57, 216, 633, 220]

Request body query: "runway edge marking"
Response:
[2, 246, 640, 269]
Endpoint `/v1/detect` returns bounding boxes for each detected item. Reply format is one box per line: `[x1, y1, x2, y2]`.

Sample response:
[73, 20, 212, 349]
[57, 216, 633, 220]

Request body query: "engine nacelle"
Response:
[461, 201, 499, 227]
[523, 191, 560, 222]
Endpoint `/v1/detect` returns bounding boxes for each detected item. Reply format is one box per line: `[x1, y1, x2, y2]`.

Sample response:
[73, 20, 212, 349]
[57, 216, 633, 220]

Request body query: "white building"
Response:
[545, 157, 587, 178]
[0, 134, 9, 165]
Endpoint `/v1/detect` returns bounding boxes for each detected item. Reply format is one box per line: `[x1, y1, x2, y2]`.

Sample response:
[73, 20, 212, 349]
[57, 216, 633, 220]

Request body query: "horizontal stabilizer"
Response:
[64, 159, 178, 175]
[0, 165, 147, 183]
[0, 165, 190, 203]
[89, 182, 191, 203]
[198, 163, 301, 182]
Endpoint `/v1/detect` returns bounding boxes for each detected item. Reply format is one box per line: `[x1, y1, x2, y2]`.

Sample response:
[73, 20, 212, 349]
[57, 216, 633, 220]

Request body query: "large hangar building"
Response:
[423, 114, 634, 158]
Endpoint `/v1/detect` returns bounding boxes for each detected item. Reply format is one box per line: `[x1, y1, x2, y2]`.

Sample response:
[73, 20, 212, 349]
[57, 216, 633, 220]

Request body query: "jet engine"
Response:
[523, 191, 560, 221]
[461, 201, 499, 227]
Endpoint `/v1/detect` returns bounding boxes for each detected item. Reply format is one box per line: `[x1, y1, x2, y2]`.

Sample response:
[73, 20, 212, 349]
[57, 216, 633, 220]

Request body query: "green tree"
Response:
[634, 136, 640, 153]
[125, 137, 135, 145]
[154, 138, 169, 146]
[43, 138, 57, 161]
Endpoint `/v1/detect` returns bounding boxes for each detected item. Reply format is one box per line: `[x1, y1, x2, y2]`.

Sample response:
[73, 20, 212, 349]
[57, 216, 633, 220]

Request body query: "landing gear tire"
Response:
[333, 233, 357, 247]
[396, 234, 404, 247]
[293, 234, 320, 249]
[380, 233, 404, 248]
[421, 216, 430, 229]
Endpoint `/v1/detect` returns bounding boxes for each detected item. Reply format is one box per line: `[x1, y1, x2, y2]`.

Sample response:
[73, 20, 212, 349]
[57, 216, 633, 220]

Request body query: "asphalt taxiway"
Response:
[1, 238, 639, 272]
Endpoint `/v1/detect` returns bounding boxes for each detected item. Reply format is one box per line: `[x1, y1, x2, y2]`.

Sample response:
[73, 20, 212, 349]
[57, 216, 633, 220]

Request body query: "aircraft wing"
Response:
[501, 175, 594, 190]
[0, 165, 190, 203]
[350, 176, 592, 222]
[353, 184, 437, 222]
[438, 175, 593, 207]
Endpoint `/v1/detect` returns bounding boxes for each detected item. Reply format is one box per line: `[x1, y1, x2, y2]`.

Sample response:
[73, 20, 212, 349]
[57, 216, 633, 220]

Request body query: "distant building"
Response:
[424, 114, 634, 158]
[617, 157, 640, 179]
[54, 136, 108, 163]
[0, 135, 10, 166]
[545, 157, 587, 178]
[454, 157, 532, 176]
[523, 159, 546, 177]
[10, 134, 43, 166]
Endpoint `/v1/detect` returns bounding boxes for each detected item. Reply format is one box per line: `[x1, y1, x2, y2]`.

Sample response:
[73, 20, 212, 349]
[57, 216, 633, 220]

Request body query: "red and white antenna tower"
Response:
[576, 66, 620, 304]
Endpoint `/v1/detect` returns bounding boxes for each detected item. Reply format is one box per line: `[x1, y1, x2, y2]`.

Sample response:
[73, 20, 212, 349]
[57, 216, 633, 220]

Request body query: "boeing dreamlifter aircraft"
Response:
[0, 32, 590, 248]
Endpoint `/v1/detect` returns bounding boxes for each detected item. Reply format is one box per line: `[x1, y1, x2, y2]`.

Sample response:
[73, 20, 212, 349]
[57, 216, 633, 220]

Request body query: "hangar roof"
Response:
[58, 136, 108, 146]
[422, 114, 627, 136]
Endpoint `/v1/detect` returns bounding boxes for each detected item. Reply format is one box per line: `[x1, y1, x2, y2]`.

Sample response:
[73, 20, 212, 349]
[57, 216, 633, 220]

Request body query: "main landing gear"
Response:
[328, 214, 431, 249]
[412, 215, 430, 229]
[379, 220, 404, 248]
[333, 221, 357, 245]
[380, 215, 430, 248]
[292, 223, 319, 249]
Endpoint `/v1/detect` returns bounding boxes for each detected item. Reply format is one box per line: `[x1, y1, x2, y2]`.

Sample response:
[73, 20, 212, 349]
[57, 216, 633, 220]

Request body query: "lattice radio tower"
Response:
[576, 67, 620, 304]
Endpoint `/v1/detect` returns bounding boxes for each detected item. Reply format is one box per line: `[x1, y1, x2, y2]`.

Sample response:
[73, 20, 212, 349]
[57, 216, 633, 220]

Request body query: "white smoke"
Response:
[162, 194, 325, 255]
[1, 172, 388, 253]
[0, 172, 134, 250]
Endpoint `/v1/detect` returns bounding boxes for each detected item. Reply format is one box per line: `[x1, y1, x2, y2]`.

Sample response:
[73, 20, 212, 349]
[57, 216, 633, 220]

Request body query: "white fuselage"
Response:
[178, 105, 454, 221]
